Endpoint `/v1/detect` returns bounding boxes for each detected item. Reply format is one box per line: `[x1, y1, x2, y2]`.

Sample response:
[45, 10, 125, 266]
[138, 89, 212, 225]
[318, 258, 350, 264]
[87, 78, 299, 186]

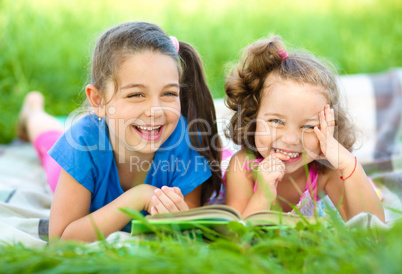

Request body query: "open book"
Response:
[131, 205, 317, 235]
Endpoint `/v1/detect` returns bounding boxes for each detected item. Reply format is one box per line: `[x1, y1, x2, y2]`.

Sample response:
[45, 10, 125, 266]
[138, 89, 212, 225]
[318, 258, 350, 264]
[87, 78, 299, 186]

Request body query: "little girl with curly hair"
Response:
[224, 36, 384, 221]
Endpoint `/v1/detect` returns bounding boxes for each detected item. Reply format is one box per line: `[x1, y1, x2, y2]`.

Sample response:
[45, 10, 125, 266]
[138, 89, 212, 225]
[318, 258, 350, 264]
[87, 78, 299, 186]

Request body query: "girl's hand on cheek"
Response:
[149, 186, 189, 215]
[313, 105, 354, 171]
[255, 153, 288, 200]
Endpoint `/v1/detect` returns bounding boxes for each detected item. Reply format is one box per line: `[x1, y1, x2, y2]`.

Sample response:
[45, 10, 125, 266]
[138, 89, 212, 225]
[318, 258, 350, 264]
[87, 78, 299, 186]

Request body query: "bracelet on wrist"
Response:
[340, 156, 357, 180]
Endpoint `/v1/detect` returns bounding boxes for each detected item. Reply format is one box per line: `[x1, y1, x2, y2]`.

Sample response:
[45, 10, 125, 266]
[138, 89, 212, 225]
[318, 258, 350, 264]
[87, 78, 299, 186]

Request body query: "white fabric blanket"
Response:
[0, 142, 51, 247]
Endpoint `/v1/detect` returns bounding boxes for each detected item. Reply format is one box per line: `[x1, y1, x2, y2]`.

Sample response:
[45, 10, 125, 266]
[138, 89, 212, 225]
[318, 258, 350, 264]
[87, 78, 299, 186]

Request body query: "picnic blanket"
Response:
[1, 68, 401, 247]
[0, 141, 51, 248]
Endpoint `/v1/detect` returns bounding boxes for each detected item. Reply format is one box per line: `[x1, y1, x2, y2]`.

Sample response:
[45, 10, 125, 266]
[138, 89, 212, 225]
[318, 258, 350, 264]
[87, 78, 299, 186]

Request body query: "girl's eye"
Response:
[268, 119, 284, 128]
[163, 92, 178, 97]
[303, 125, 315, 129]
[127, 93, 143, 98]
[269, 119, 284, 125]
[302, 125, 317, 132]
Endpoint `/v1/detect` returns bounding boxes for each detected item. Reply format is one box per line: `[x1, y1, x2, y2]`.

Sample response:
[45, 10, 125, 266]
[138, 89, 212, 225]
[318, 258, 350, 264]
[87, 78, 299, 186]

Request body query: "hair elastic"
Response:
[340, 156, 357, 180]
[278, 49, 288, 60]
[169, 36, 179, 53]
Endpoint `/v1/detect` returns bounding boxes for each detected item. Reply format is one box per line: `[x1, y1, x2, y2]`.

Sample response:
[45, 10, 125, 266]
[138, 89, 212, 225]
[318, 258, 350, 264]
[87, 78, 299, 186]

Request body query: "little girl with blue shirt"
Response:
[17, 22, 222, 242]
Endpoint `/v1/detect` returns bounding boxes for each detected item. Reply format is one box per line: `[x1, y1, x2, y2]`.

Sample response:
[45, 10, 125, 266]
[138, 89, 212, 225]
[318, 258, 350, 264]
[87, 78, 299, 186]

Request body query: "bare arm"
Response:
[324, 158, 384, 222]
[224, 150, 286, 216]
[315, 105, 384, 222]
[228, 150, 288, 216]
[49, 168, 156, 243]
[225, 150, 256, 215]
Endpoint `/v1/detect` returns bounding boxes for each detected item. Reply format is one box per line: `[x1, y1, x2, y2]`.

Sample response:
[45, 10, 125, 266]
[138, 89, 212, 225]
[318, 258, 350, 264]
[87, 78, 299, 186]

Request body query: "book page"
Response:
[245, 210, 316, 226]
[146, 205, 242, 222]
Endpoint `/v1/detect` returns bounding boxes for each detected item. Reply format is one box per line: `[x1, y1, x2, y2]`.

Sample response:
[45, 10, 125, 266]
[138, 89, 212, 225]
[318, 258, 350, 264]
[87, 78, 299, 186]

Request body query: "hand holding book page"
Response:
[131, 205, 318, 235]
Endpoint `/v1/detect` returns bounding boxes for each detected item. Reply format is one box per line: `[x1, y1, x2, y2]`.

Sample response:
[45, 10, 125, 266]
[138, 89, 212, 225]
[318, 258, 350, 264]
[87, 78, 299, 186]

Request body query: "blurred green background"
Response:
[0, 0, 401, 143]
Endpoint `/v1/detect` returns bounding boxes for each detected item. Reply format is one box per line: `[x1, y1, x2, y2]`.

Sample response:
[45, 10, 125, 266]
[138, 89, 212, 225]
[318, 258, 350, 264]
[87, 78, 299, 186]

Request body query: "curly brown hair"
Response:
[224, 36, 356, 170]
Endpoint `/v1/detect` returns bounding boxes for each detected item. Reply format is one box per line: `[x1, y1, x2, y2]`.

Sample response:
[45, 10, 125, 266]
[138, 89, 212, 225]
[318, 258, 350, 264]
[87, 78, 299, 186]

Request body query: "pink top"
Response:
[209, 153, 379, 218]
[244, 159, 339, 217]
[245, 159, 318, 200]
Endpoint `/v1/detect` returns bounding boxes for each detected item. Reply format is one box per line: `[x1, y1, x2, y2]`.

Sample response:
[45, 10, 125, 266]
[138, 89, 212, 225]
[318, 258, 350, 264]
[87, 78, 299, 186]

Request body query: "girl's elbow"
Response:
[48, 228, 63, 243]
[374, 205, 385, 223]
[49, 222, 75, 243]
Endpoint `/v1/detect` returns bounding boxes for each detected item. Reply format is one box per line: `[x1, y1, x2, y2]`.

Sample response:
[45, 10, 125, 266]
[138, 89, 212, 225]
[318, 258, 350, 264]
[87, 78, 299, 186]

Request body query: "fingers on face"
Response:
[259, 154, 286, 174]
[271, 161, 285, 179]
[271, 152, 290, 161]
[325, 103, 334, 118]
[319, 109, 328, 136]
[323, 104, 336, 128]
[274, 169, 285, 181]
[318, 104, 336, 138]
[314, 125, 325, 142]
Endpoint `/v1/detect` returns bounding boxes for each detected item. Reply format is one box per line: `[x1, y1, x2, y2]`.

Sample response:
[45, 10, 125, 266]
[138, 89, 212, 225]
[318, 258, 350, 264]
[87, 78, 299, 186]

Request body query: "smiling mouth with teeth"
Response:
[273, 148, 302, 158]
[135, 125, 162, 134]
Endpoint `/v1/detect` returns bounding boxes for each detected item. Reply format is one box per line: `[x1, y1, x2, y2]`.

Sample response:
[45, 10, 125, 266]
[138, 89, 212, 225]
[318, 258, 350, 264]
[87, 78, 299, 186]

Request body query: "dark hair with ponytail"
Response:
[177, 41, 222, 205]
[90, 21, 222, 205]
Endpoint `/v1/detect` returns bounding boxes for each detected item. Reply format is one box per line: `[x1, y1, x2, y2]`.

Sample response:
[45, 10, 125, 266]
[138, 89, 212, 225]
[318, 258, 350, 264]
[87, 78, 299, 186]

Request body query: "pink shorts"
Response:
[33, 130, 63, 193]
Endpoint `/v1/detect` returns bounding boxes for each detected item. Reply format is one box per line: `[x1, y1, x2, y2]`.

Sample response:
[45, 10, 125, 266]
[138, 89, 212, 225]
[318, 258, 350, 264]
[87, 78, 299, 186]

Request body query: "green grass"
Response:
[1, 1, 401, 270]
[1, 219, 402, 273]
[0, 0, 401, 143]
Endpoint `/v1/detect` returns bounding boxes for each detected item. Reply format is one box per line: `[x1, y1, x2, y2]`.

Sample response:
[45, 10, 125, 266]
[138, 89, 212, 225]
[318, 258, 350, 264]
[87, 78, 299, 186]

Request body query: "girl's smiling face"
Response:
[103, 51, 181, 156]
[255, 78, 328, 174]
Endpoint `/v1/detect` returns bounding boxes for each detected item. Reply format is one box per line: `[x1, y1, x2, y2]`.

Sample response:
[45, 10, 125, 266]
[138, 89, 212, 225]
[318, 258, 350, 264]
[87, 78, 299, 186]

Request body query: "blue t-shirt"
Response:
[49, 114, 211, 231]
